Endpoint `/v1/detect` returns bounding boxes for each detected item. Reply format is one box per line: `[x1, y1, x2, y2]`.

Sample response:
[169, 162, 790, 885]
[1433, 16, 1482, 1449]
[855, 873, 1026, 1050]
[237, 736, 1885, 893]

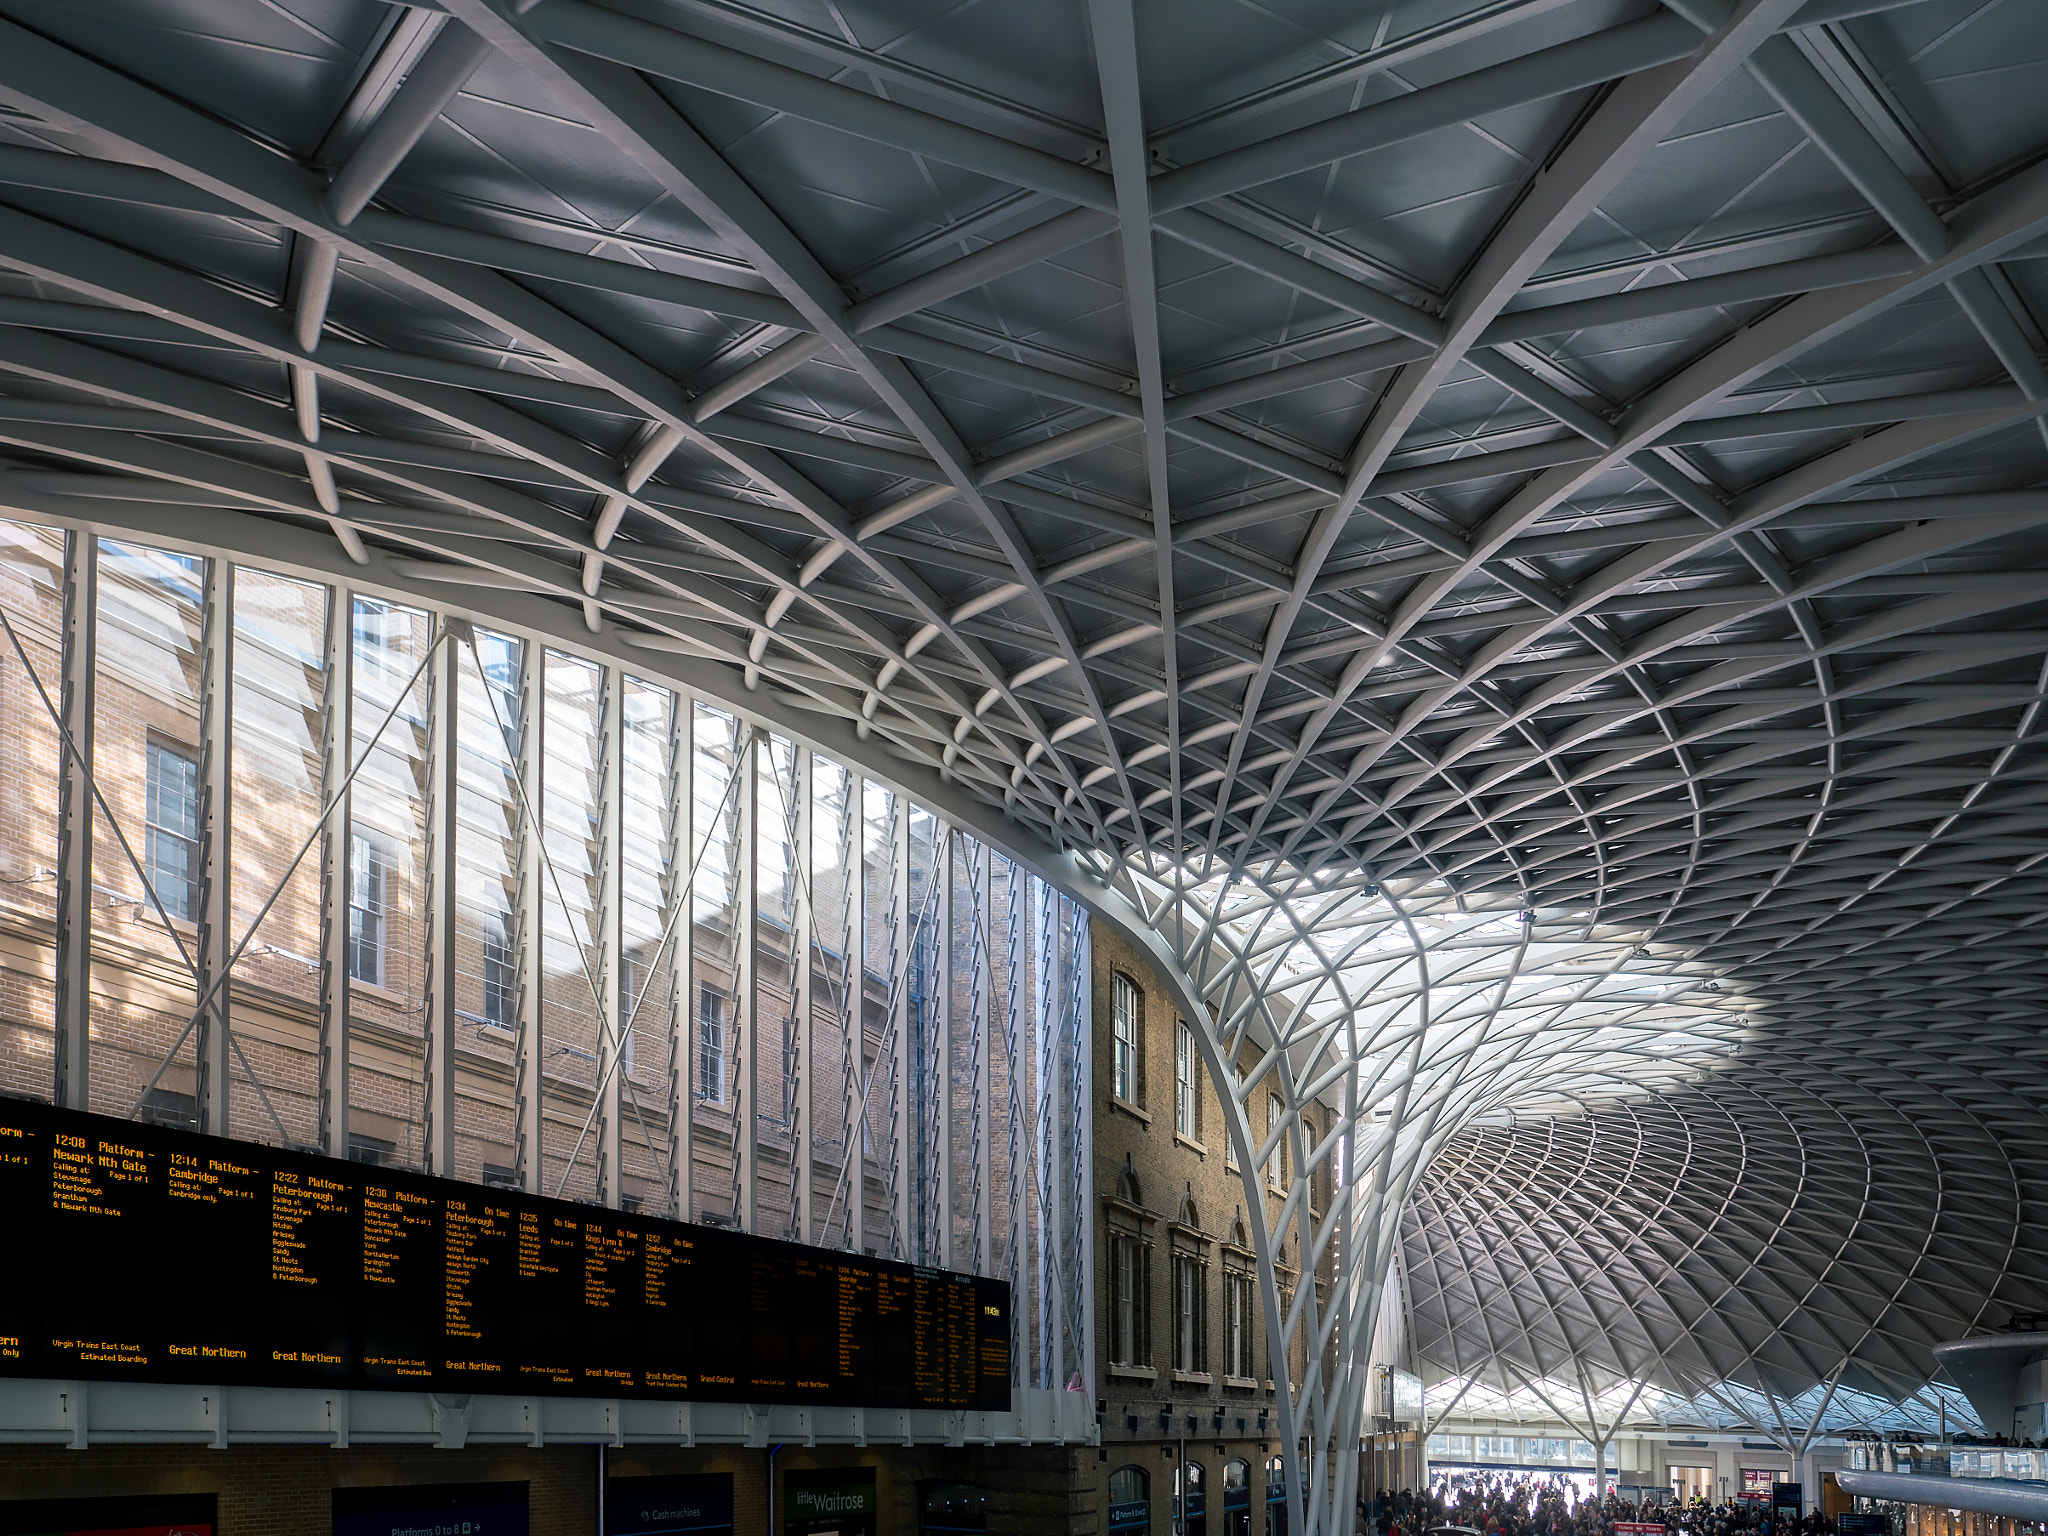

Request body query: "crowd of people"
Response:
[1359, 1473, 1847, 1536]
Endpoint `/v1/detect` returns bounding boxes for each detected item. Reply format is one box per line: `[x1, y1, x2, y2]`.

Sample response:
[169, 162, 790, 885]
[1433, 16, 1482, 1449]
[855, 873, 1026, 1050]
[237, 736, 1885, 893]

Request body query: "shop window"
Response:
[785, 1469, 875, 1536]
[1108, 1466, 1149, 1534]
[1178, 1460, 1207, 1536]
[1266, 1455, 1289, 1536]
[1173, 1251, 1207, 1373]
[144, 741, 200, 921]
[919, 1482, 987, 1535]
[1109, 1231, 1151, 1367]
[1222, 1459, 1250, 1536]
[1743, 1469, 1790, 1494]
[1113, 973, 1141, 1104]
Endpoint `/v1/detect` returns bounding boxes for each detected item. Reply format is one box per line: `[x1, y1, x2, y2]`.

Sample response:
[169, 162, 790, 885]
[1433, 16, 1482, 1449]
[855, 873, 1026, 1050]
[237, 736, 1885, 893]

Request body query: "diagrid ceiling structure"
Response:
[0, 0, 2043, 1435]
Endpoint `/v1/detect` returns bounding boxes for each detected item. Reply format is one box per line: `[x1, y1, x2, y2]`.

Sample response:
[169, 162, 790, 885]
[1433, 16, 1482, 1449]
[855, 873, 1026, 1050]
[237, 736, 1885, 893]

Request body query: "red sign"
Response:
[1615, 1523, 1667, 1532]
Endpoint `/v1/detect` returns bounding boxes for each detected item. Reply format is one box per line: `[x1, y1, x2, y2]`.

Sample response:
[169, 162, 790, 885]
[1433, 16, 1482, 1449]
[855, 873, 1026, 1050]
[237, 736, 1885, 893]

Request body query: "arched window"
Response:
[1266, 1455, 1290, 1536]
[1222, 1460, 1251, 1536]
[1113, 973, 1142, 1104]
[1178, 1460, 1208, 1536]
[1109, 1465, 1150, 1532]
[1109, 1165, 1150, 1368]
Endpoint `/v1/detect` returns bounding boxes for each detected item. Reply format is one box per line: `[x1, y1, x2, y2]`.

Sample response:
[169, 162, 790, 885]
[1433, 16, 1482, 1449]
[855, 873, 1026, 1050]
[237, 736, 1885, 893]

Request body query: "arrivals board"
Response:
[0, 1097, 1010, 1409]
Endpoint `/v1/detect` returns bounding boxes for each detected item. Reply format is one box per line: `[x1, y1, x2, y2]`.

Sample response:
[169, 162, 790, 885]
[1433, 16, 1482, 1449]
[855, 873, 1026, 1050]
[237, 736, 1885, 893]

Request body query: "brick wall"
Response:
[1082, 917, 1329, 1536]
[0, 528, 902, 1244]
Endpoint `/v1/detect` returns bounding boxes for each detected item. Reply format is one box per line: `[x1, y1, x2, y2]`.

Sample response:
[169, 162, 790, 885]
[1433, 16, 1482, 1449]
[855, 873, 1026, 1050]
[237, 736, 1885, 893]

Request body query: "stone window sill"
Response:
[1112, 1096, 1152, 1126]
[1173, 1370, 1214, 1387]
[1174, 1131, 1207, 1156]
[350, 976, 412, 1008]
[1224, 1375, 1259, 1391]
[1109, 1363, 1158, 1382]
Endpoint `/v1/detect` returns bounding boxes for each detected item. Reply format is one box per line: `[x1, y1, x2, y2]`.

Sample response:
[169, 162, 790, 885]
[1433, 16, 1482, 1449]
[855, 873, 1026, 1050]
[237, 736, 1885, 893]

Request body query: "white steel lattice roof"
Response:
[0, 0, 2043, 1429]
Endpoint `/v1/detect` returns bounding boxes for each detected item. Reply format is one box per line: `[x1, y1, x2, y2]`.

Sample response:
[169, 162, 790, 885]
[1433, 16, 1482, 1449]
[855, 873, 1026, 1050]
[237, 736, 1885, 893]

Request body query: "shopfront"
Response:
[1110, 1467, 1151, 1536]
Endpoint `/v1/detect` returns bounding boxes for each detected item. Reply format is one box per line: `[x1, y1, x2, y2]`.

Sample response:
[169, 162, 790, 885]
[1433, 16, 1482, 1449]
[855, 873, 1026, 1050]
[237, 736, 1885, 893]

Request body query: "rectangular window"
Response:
[1113, 974, 1138, 1103]
[1110, 1233, 1149, 1367]
[1173, 1253, 1205, 1373]
[144, 741, 200, 920]
[353, 596, 394, 655]
[1267, 1094, 1286, 1188]
[618, 955, 637, 1073]
[348, 832, 386, 986]
[1175, 1021, 1197, 1137]
[482, 916, 513, 1028]
[699, 984, 726, 1102]
[137, 1086, 198, 1131]
[1226, 1270, 1253, 1378]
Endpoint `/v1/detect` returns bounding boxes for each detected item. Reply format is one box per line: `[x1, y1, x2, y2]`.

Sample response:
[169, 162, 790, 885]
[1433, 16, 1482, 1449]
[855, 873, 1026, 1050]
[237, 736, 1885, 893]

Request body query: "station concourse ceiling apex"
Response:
[0, 0, 2043, 1428]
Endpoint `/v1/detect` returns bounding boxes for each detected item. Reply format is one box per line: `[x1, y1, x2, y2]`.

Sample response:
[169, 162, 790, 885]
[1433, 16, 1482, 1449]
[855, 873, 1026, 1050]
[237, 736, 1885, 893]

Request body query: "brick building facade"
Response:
[1079, 919, 1337, 1536]
[0, 527, 905, 1242]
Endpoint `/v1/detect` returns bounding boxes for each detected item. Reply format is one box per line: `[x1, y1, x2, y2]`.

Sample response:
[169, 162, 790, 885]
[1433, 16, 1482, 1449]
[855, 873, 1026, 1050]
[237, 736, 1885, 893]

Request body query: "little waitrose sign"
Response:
[788, 1484, 875, 1522]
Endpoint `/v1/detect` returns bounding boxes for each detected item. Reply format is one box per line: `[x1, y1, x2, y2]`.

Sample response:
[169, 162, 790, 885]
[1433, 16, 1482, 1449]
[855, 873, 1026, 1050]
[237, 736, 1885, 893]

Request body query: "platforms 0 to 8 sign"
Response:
[0, 1099, 1010, 1410]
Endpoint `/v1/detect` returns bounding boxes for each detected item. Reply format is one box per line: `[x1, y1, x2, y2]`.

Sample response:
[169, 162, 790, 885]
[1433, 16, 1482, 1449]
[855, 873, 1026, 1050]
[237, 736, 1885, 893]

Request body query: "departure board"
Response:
[0, 1098, 1010, 1410]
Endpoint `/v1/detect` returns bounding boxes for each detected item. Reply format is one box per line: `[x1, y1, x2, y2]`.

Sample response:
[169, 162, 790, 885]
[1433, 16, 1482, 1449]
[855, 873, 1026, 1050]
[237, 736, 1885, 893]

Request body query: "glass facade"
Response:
[0, 522, 1094, 1393]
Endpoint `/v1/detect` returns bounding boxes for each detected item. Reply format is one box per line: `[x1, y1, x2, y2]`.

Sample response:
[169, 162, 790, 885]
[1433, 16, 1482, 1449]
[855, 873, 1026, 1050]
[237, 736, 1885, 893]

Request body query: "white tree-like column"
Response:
[1082, 850, 1756, 1536]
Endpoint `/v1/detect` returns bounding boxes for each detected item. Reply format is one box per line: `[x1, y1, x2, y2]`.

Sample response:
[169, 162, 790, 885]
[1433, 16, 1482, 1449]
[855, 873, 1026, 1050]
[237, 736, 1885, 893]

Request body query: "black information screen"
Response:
[0, 1098, 1010, 1410]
